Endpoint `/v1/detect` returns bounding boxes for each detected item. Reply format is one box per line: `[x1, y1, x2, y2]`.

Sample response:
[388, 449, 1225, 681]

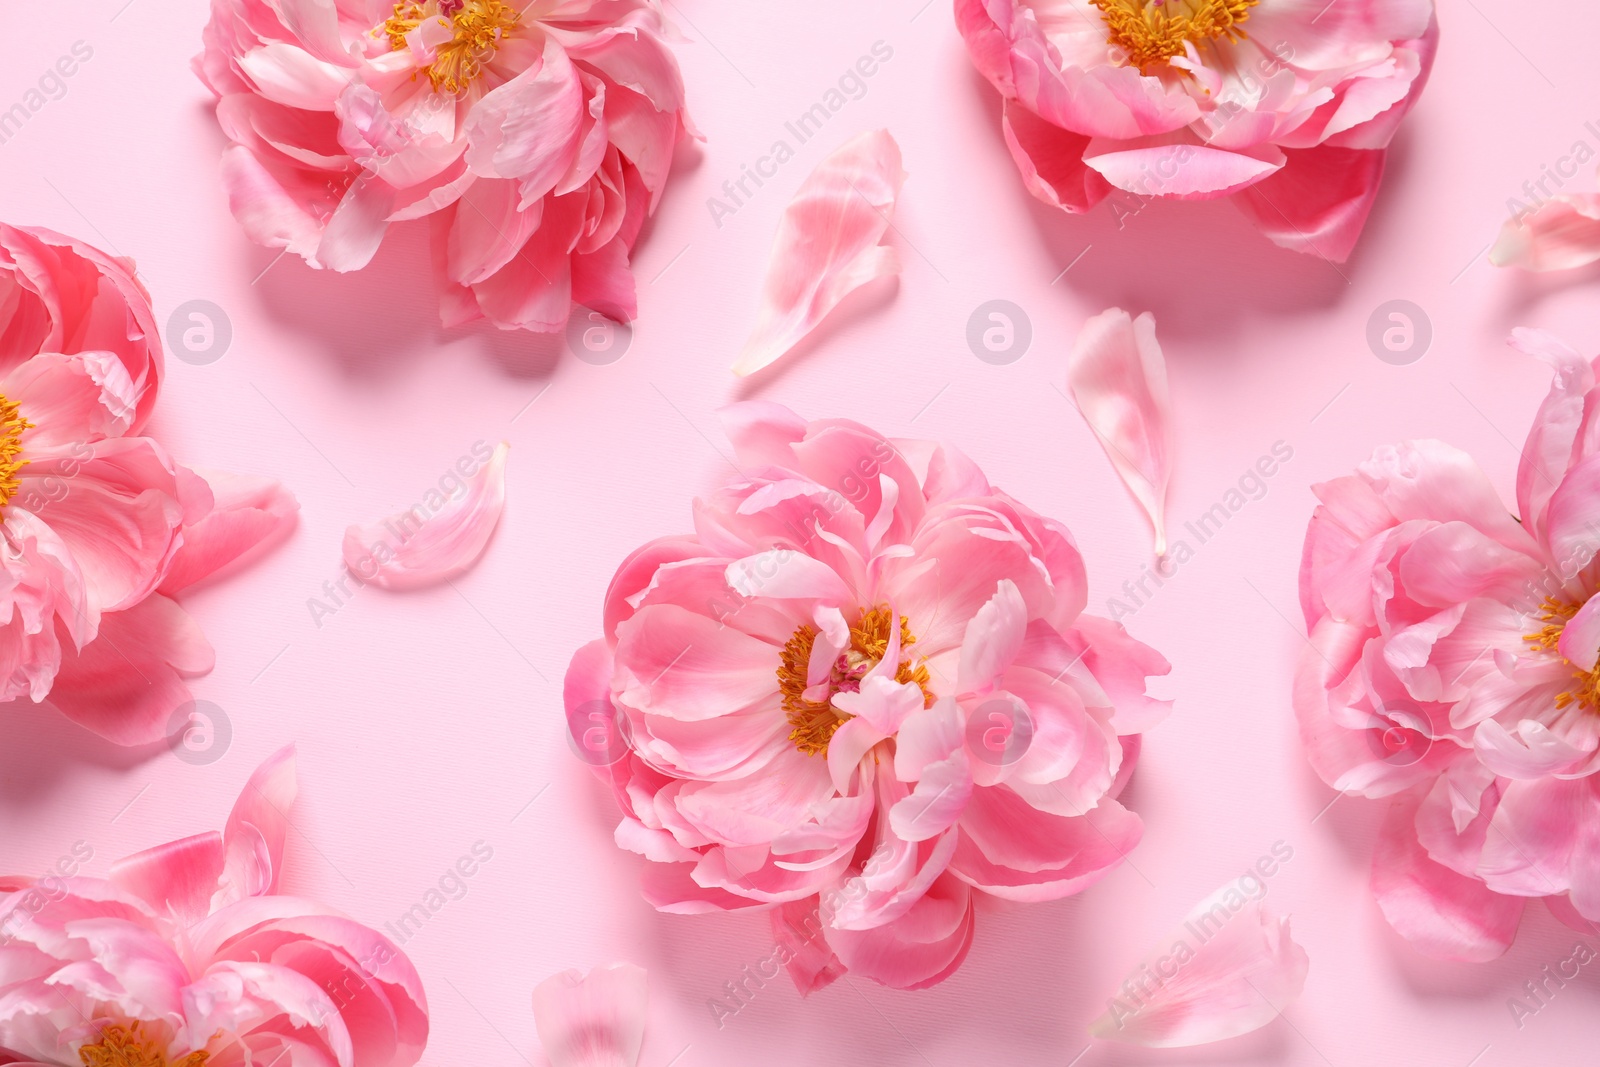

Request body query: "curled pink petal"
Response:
[1067, 308, 1173, 555]
[1090, 880, 1309, 1047]
[532, 962, 648, 1067]
[732, 129, 905, 377]
[341, 442, 508, 591]
[219, 743, 299, 904]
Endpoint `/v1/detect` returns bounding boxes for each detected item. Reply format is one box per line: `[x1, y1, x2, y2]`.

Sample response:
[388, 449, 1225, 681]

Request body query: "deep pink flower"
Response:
[565, 402, 1170, 991]
[0, 747, 428, 1067]
[1298, 330, 1600, 961]
[0, 225, 297, 745]
[195, 0, 692, 332]
[955, 0, 1437, 261]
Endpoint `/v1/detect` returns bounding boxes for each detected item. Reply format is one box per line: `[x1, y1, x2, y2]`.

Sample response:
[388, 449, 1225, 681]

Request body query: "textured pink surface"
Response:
[3, 2, 1598, 1065]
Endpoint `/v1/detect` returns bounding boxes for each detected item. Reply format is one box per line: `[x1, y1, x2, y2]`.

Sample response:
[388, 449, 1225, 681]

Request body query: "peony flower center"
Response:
[78, 1024, 210, 1067]
[1089, 0, 1259, 71]
[383, 0, 520, 95]
[776, 606, 935, 756]
[1524, 597, 1600, 711]
[0, 394, 32, 513]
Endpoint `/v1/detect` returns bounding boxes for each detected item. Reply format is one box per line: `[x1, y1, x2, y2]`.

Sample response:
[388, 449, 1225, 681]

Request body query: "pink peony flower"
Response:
[195, 0, 692, 333]
[565, 402, 1171, 991]
[0, 225, 297, 745]
[1297, 330, 1600, 961]
[955, 0, 1438, 261]
[0, 747, 428, 1067]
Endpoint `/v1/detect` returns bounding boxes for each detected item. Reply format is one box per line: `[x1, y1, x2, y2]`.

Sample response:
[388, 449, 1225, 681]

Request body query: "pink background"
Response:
[4, 1, 1600, 1064]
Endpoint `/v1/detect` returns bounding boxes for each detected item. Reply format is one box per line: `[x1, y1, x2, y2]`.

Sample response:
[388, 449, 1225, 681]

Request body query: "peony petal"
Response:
[161, 470, 299, 595]
[1089, 880, 1309, 1047]
[1372, 789, 1524, 961]
[1491, 194, 1600, 273]
[531, 962, 648, 1067]
[731, 129, 904, 376]
[1232, 146, 1387, 263]
[109, 831, 226, 927]
[1066, 308, 1172, 554]
[44, 594, 214, 746]
[218, 744, 299, 905]
[955, 578, 1027, 696]
[341, 442, 508, 591]
[999, 99, 1110, 214]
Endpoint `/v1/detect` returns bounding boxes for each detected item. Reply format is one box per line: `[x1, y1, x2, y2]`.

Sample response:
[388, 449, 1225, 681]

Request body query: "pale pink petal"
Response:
[531, 963, 647, 1067]
[732, 129, 904, 377]
[771, 899, 847, 995]
[1083, 140, 1284, 199]
[1373, 789, 1524, 961]
[1491, 194, 1600, 272]
[161, 470, 299, 595]
[1510, 328, 1593, 546]
[218, 744, 298, 905]
[956, 579, 1027, 696]
[1067, 308, 1172, 554]
[341, 442, 508, 591]
[1090, 882, 1309, 1047]
[824, 872, 974, 991]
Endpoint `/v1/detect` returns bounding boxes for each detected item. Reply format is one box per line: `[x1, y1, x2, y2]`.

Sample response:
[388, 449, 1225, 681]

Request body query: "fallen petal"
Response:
[342, 442, 509, 590]
[1491, 194, 1600, 273]
[1090, 880, 1309, 1047]
[732, 129, 904, 376]
[1067, 308, 1173, 555]
[532, 962, 648, 1067]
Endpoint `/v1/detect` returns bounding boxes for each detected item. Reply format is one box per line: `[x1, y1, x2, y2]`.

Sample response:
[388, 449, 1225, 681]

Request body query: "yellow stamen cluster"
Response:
[78, 1024, 209, 1067]
[777, 606, 935, 756]
[1089, 0, 1259, 71]
[0, 395, 32, 512]
[384, 0, 520, 95]
[1524, 597, 1600, 711]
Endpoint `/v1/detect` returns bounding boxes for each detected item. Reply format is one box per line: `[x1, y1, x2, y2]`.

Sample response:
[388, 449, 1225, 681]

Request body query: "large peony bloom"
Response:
[0, 224, 297, 745]
[0, 747, 428, 1067]
[565, 402, 1171, 991]
[195, 0, 691, 333]
[955, 0, 1437, 261]
[1298, 330, 1600, 962]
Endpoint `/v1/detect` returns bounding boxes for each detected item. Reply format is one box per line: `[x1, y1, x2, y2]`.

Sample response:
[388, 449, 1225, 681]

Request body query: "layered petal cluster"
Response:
[0, 748, 428, 1067]
[955, 0, 1437, 261]
[565, 402, 1171, 991]
[195, 0, 692, 332]
[0, 225, 297, 745]
[1297, 330, 1600, 961]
